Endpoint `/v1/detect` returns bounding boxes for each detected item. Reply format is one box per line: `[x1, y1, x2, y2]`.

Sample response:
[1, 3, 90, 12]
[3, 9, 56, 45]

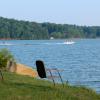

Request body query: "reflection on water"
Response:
[0, 39, 100, 93]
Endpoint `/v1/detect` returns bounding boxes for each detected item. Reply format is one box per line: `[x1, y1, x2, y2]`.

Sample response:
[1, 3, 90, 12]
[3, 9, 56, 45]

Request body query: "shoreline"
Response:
[9, 63, 38, 77]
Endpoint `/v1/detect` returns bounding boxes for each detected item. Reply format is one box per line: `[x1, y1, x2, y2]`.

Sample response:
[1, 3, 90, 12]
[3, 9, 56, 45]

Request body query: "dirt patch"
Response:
[15, 63, 38, 77]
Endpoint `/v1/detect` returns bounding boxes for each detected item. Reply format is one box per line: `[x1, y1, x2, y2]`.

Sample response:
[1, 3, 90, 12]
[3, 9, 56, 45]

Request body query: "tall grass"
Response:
[0, 71, 100, 100]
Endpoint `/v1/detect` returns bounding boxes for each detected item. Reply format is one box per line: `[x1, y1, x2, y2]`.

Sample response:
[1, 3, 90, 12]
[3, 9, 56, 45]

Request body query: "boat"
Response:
[50, 37, 54, 40]
[63, 40, 75, 44]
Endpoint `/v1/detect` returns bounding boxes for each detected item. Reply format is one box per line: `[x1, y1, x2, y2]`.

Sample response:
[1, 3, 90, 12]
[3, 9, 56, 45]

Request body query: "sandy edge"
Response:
[15, 63, 38, 77]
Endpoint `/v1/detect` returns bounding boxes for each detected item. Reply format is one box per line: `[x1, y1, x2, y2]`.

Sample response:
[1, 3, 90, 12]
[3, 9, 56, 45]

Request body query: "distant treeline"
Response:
[0, 17, 100, 39]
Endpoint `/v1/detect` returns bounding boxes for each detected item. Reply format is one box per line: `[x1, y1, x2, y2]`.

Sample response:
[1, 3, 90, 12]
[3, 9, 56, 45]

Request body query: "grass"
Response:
[0, 71, 100, 100]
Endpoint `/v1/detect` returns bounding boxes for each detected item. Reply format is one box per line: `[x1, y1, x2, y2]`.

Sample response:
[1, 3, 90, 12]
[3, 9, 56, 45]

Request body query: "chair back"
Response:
[36, 60, 47, 78]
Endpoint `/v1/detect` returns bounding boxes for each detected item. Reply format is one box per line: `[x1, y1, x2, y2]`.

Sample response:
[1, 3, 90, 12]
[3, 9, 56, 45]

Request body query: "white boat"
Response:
[50, 37, 54, 40]
[63, 40, 75, 44]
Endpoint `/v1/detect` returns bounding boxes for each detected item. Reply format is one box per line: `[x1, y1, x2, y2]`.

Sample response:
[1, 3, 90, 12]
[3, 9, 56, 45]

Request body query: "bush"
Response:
[0, 48, 15, 69]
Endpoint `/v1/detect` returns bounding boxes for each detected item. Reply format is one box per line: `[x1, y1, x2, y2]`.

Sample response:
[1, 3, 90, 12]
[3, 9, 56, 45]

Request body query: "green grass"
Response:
[0, 71, 100, 100]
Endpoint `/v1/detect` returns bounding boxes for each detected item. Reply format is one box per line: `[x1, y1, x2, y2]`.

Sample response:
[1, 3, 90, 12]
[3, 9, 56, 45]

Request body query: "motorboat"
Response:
[63, 40, 75, 44]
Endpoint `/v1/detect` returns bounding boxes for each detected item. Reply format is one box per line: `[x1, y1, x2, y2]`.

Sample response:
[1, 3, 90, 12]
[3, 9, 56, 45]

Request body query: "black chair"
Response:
[36, 60, 64, 87]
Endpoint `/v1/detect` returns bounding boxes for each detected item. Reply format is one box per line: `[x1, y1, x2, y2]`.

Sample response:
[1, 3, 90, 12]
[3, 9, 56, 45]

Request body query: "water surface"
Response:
[0, 39, 100, 93]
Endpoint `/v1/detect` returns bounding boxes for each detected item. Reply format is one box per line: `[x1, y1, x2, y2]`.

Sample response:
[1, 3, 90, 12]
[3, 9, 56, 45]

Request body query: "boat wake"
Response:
[0, 43, 14, 46]
[43, 42, 75, 45]
[0, 41, 75, 46]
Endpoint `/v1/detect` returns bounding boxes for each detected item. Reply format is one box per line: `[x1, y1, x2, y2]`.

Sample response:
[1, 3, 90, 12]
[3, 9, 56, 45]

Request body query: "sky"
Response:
[0, 0, 100, 26]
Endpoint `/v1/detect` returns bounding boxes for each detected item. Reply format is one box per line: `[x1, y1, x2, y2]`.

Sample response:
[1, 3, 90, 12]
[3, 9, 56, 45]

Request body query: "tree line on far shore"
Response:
[0, 17, 100, 39]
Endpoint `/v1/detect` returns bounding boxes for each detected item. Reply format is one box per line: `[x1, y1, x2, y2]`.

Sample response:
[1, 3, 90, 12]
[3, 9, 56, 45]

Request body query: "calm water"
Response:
[0, 39, 100, 93]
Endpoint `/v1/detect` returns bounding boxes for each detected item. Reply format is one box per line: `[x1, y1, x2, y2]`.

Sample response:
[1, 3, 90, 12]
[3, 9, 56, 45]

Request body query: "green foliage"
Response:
[0, 72, 100, 100]
[51, 32, 64, 38]
[0, 48, 15, 69]
[0, 17, 100, 39]
[0, 17, 49, 39]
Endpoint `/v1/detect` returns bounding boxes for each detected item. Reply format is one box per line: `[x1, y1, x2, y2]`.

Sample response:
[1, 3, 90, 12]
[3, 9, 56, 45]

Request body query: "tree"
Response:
[0, 17, 100, 39]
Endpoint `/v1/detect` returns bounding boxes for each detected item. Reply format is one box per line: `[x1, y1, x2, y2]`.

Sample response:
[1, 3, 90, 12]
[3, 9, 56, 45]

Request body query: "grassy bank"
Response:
[0, 72, 100, 100]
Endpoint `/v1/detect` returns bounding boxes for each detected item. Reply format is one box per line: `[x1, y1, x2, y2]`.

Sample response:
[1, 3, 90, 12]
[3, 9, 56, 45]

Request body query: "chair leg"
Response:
[56, 69, 64, 87]
[48, 69, 55, 86]
[0, 70, 3, 80]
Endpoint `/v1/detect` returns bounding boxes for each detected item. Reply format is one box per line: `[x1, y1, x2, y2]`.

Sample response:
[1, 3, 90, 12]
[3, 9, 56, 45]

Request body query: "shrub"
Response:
[0, 48, 15, 70]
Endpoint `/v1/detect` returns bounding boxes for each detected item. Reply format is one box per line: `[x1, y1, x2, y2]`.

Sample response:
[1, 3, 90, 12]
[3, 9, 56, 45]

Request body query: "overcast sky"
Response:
[0, 0, 100, 26]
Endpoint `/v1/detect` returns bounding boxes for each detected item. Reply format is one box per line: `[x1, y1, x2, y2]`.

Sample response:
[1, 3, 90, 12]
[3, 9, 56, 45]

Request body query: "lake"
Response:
[0, 39, 100, 93]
